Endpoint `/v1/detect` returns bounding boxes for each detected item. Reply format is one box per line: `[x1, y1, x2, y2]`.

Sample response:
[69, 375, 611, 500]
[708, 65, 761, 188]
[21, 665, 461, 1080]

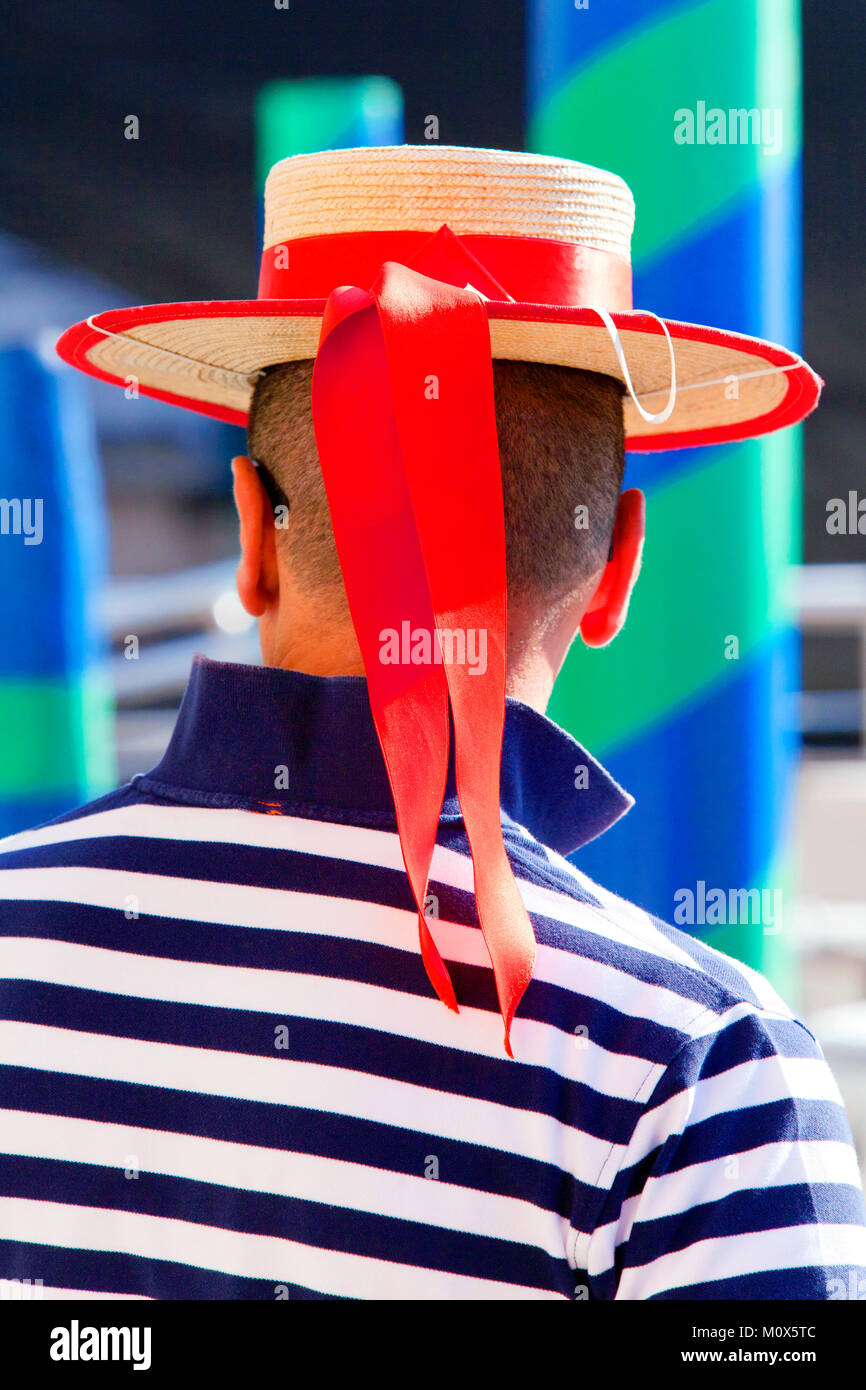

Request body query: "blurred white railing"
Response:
[99, 559, 238, 639]
[794, 563, 866, 750]
[99, 559, 257, 704]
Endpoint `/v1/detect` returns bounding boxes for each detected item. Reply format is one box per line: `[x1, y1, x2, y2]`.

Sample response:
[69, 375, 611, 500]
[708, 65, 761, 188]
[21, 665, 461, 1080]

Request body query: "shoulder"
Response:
[501, 825, 804, 1053]
[0, 782, 144, 862]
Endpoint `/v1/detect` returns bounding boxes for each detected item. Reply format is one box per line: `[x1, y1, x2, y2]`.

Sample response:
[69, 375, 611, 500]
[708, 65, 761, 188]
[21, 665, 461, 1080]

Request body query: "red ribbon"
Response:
[260, 225, 633, 310]
[311, 260, 537, 1056]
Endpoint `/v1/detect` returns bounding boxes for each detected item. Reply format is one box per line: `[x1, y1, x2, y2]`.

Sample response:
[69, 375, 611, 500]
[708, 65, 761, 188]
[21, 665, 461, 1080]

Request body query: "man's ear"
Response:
[579, 488, 645, 648]
[231, 456, 280, 618]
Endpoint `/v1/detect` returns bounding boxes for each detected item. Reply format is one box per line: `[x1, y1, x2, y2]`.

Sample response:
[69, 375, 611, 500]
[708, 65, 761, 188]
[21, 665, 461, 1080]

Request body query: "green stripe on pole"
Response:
[547, 430, 802, 751]
[0, 678, 116, 798]
[255, 76, 404, 188]
[532, 0, 801, 263]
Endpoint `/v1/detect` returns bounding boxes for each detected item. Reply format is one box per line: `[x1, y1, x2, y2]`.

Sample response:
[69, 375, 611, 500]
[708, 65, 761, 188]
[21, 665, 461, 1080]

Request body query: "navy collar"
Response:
[146, 656, 632, 857]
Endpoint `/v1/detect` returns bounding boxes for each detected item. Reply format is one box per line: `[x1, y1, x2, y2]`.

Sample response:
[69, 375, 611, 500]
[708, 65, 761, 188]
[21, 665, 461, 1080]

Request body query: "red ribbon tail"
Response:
[312, 260, 537, 1054]
[419, 913, 459, 1014]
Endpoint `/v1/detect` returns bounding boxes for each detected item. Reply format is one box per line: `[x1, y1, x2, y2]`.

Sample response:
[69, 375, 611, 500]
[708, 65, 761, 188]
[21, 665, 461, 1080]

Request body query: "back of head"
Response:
[248, 358, 626, 613]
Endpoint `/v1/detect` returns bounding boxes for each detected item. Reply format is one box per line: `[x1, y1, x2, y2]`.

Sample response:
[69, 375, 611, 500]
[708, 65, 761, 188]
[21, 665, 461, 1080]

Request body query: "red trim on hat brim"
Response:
[56, 299, 822, 450]
[56, 301, 326, 428]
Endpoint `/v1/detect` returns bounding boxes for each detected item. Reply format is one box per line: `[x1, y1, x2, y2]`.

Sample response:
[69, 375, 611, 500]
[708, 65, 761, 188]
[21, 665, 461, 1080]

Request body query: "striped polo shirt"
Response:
[0, 655, 864, 1301]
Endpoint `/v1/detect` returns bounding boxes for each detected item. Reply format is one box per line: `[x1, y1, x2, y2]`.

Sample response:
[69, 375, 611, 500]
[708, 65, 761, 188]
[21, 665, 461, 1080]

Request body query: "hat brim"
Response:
[56, 298, 821, 452]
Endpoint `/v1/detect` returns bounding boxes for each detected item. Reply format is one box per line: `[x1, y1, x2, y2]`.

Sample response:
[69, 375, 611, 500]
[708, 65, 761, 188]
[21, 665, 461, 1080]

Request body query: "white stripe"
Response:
[688, 1053, 845, 1123]
[0, 1108, 570, 1259]
[615, 1009, 831, 1173]
[543, 847, 702, 971]
[0, 933, 665, 1099]
[0, 1198, 564, 1300]
[615, 1222, 866, 1300]
[589, 1139, 866, 1275]
[0, 1021, 613, 1185]
[0, 802, 407, 868]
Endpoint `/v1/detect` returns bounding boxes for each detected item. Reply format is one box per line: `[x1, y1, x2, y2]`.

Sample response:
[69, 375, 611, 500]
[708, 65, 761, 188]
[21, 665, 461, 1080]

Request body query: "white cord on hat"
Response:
[584, 305, 677, 425]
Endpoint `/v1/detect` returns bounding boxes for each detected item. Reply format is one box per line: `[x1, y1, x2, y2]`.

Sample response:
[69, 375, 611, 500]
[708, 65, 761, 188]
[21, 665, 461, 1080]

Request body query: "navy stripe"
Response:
[662, 1100, 856, 1174]
[646, 1015, 822, 1111]
[620, 1185, 866, 1272]
[0, 1238, 338, 1300]
[0, 1154, 572, 1294]
[648, 1266, 844, 1301]
[0, 1066, 593, 1221]
[0, 836, 426, 914]
[600, 1095, 859, 1227]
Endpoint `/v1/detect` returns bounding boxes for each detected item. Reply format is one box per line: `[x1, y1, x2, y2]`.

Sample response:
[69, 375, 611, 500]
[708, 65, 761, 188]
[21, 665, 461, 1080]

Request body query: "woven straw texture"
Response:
[263, 145, 636, 260]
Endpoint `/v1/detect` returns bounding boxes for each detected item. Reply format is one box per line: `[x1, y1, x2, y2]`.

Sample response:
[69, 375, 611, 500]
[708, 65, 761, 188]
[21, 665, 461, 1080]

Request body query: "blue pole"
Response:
[527, 0, 803, 991]
[0, 345, 115, 834]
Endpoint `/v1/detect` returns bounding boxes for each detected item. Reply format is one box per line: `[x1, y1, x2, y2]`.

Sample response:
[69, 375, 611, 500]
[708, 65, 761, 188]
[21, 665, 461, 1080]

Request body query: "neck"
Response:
[259, 590, 583, 717]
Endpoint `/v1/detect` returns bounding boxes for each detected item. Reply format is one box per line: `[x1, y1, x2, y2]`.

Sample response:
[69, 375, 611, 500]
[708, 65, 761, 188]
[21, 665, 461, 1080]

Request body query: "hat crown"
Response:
[263, 144, 635, 263]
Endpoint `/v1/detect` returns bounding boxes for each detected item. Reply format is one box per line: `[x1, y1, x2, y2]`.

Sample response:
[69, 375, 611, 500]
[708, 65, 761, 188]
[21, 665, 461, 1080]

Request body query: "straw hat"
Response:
[57, 144, 821, 451]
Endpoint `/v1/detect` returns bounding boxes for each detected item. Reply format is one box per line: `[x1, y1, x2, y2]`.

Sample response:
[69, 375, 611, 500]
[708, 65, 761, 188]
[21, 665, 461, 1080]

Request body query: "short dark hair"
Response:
[248, 358, 625, 604]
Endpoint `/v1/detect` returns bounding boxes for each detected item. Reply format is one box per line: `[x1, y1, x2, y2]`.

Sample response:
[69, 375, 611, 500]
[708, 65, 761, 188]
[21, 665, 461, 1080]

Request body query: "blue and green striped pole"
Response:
[528, 0, 803, 991]
[0, 345, 115, 835]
